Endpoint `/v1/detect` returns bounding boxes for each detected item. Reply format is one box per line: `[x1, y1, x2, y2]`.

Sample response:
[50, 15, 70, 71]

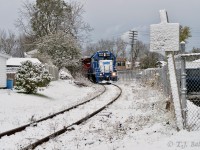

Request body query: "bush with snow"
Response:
[15, 60, 52, 94]
[59, 68, 73, 80]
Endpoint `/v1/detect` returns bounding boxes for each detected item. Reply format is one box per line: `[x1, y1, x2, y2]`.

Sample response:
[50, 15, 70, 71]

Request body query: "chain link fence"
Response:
[118, 67, 171, 99]
[117, 70, 141, 82]
[117, 50, 200, 131]
[139, 52, 200, 131]
[44, 64, 59, 81]
[175, 53, 200, 131]
[139, 66, 171, 97]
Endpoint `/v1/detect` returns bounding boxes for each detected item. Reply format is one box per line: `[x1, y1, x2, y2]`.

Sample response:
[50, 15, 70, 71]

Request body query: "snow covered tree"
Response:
[16, 0, 91, 74]
[16, 0, 91, 42]
[15, 60, 52, 94]
[31, 0, 65, 38]
[36, 31, 81, 74]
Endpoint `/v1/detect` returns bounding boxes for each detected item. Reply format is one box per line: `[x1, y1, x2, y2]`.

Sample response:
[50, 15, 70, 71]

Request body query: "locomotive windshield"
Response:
[98, 52, 110, 57]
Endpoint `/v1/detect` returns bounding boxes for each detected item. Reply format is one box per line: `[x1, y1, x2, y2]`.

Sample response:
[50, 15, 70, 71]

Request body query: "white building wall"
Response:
[0, 57, 7, 88]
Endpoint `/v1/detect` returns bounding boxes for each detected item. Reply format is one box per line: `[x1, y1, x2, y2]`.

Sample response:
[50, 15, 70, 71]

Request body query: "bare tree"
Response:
[84, 39, 115, 57]
[84, 38, 127, 58]
[98, 39, 115, 53]
[0, 30, 15, 54]
[15, 0, 35, 36]
[63, 1, 92, 41]
[0, 30, 24, 57]
[84, 43, 98, 56]
[115, 38, 127, 58]
[136, 41, 149, 59]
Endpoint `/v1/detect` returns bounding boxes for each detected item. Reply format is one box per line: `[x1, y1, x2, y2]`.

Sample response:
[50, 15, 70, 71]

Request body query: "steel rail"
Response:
[22, 83, 122, 150]
[0, 84, 106, 138]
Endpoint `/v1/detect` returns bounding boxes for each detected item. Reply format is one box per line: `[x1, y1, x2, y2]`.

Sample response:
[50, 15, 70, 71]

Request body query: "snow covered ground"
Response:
[0, 79, 200, 150]
[0, 80, 103, 132]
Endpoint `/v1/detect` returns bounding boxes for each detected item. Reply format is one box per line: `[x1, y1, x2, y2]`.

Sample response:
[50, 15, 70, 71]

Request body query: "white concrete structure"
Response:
[150, 9, 180, 53]
[159, 9, 169, 23]
[0, 53, 10, 88]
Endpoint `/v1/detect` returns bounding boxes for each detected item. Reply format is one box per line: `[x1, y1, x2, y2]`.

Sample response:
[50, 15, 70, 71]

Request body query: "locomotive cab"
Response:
[88, 51, 118, 83]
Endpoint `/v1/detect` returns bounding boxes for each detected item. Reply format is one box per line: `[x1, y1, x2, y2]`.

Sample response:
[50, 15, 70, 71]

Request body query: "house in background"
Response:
[116, 58, 126, 70]
[0, 53, 10, 88]
[6, 57, 59, 83]
[116, 58, 140, 70]
[6, 58, 41, 73]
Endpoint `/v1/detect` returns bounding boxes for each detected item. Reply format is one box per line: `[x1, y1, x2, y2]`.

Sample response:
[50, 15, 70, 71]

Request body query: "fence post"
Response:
[167, 52, 183, 130]
[180, 41, 187, 129]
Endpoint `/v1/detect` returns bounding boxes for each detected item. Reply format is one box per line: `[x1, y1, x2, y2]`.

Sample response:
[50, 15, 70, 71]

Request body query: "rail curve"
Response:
[22, 83, 122, 150]
[0, 84, 106, 138]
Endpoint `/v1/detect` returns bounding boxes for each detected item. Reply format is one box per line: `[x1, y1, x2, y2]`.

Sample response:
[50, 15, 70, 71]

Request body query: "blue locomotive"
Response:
[83, 51, 118, 83]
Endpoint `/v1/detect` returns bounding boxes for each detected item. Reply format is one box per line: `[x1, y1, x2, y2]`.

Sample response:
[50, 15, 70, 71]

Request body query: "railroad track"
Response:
[23, 83, 122, 150]
[0, 83, 122, 149]
[0, 84, 106, 139]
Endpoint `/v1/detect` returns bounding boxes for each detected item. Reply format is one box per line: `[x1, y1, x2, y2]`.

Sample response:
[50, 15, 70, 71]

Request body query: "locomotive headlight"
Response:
[112, 72, 117, 76]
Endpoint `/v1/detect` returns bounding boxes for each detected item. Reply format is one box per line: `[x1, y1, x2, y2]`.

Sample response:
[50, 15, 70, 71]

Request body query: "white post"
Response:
[159, 9, 169, 23]
[168, 53, 183, 130]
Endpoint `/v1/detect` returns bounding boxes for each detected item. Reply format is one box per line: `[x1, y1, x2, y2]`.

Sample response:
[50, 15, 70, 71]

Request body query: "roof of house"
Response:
[0, 52, 10, 59]
[116, 57, 126, 61]
[7, 58, 41, 66]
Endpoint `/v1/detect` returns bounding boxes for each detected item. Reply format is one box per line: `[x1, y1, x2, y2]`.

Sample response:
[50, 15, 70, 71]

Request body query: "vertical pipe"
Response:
[180, 41, 187, 129]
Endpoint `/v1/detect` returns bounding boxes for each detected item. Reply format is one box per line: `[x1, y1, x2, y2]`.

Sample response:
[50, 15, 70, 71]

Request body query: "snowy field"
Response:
[0, 79, 200, 150]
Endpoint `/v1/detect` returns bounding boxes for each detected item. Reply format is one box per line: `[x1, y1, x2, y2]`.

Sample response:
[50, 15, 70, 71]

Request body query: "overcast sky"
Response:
[0, 0, 200, 50]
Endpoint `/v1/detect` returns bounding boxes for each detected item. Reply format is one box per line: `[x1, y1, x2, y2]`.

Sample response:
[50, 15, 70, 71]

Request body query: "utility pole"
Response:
[129, 30, 138, 69]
